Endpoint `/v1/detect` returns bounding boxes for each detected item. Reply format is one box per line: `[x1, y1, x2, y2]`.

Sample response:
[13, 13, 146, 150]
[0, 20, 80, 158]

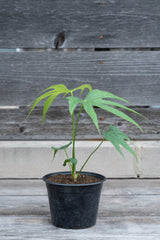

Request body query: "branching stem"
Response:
[76, 139, 104, 179]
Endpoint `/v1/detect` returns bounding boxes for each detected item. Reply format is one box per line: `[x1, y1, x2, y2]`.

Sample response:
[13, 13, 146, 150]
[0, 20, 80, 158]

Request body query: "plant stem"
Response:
[71, 112, 77, 182]
[72, 113, 75, 159]
[74, 104, 83, 137]
[70, 91, 75, 159]
[72, 104, 83, 159]
[72, 104, 83, 182]
[70, 92, 77, 182]
[71, 104, 83, 182]
[64, 149, 71, 171]
[64, 149, 69, 159]
[76, 139, 104, 179]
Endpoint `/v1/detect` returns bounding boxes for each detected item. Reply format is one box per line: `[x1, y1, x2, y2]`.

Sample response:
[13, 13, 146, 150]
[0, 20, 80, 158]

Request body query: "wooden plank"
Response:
[0, 216, 160, 240]
[0, 51, 160, 106]
[0, 215, 160, 240]
[1, 179, 160, 216]
[0, 194, 160, 217]
[0, 180, 46, 196]
[0, 107, 159, 140]
[0, 180, 160, 239]
[0, 179, 160, 196]
[1, 0, 160, 48]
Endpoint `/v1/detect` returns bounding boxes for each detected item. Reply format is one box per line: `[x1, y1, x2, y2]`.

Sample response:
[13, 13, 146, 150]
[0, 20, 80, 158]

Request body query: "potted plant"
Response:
[27, 84, 143, 229]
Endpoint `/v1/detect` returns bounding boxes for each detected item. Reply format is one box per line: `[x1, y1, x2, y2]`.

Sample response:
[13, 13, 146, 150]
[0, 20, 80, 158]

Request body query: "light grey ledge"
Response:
[0, 141, 160, 178]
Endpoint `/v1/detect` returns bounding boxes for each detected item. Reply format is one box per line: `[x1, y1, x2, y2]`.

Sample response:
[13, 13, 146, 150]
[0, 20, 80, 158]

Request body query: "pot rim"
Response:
[42, 171, 106, 187]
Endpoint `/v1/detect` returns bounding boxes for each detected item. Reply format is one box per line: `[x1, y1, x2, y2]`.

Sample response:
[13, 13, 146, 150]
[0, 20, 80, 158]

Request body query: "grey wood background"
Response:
[0, 107, 159, 140]
[0, 0, 160, 140]
[0, 51, 160, 106]
[1, 0, 160, 48]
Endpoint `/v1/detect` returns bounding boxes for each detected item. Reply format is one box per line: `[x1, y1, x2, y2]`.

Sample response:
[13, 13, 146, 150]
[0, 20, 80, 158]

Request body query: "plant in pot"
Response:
[27, 84, 143, 229]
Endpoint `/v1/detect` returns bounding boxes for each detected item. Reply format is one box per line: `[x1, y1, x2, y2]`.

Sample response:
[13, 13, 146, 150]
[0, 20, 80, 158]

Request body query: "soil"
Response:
[46, 173, 101, 184]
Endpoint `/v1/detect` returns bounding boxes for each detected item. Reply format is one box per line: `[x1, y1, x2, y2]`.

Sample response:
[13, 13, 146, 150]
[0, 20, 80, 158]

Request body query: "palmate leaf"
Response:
[66, 96, 100, 132]
[103, 125, 137, 161]
[66, 84, 92, 114]
[26, 84, 70, 120]
[66, 89, 143, 133]
[27, 84, 92, 122]
[72, 84, 92, 95]
[66, 96, 83, 115]
[51, 141, 72, 160]
[85, 89, 129, 105]
[84, 89, 143, 132]
[40, 84, 70, 123]
[101, 100, 145, 118]
[26, 90, 55, 119]
[43, 84, 92, 96]
[41, 84, 70, 94]
[42, 92, 60, 123]
[83, 101, 100, 133]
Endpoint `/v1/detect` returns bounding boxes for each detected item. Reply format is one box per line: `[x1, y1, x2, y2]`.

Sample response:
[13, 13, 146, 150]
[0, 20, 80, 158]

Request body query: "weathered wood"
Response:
[1, 0, 160, 48]
[0, 107, 159, 140]
[0, 51, 160, 106]
[0, 180, 160, 239]
[0, 179, 160, 196]
[1, 194, 160, 217]
[0, 216, 160, 239]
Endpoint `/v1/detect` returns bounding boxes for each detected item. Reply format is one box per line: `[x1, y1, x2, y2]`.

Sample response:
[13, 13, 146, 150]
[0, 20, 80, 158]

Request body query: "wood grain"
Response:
[0, 180, 160, 239]
[0, 184, 160, 216]
[0, 51, 160, 106]
[0, 194, 160, 217]
[1, 0, 160, 48]
[0, 179, 160, 196]
[0, 216, 159, 239]
[0, 106, 159, 140]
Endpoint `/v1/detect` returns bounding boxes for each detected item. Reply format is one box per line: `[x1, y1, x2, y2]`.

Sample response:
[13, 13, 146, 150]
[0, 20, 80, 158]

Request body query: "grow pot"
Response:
[43, 171, 106, 229]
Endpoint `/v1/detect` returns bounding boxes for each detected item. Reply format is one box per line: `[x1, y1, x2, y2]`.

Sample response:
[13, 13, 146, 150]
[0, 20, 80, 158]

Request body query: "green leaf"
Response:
[26, 91, 55, 119]
[101, 100, 144, 118]
[27, 84, 70, 122]
[63, 158, 77, 166]
[83, 89, 143, 132]
[66, 84, 92, 114]
[51, 141, 72, 151]
[41, 84, 70, 94]
[66, 96, 83, 115]
[51, 142, 72, 160]
[83, 101, 100, 133]
[72, 84, 92, 95]
[98, 104, 142, 131]
[27, 84, 92, 122]
[86, 89, 129, 105]
[103, 125, 137, 160]
[52, 149, 58, 161]
[42, 92, 59, 123]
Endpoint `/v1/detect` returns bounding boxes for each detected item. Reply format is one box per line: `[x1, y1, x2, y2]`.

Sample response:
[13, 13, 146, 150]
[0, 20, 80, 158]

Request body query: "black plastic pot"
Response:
[43, 171, 106, 229]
